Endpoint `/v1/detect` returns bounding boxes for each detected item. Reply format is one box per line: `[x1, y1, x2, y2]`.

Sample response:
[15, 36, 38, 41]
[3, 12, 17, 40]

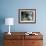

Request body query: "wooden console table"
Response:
[4, 32, 43, 46]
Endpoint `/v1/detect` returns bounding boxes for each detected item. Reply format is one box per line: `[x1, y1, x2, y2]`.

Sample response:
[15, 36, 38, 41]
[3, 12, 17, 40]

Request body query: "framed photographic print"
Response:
[18, 9, 36, 23]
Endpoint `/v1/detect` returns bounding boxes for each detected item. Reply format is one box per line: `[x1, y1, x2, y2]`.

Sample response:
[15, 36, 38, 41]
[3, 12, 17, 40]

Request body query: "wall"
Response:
[0, 0, 46, 32]
[0, 0, 46, 46]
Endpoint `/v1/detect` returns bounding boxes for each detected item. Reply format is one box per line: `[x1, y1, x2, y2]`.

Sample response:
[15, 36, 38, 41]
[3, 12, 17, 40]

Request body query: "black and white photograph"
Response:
[19, 9, 36, 23]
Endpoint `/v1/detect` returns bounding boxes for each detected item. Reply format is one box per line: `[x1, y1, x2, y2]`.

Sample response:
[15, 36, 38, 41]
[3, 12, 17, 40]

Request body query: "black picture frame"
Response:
[18, 9, 36, 23]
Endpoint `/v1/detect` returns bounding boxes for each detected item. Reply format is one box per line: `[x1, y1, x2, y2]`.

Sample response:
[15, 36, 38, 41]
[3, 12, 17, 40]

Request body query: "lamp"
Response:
[5, 18, 14, 35]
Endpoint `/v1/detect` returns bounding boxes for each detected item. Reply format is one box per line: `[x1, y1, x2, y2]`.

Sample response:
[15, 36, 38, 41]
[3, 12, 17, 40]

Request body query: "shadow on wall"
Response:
[0, 16, 5, 46]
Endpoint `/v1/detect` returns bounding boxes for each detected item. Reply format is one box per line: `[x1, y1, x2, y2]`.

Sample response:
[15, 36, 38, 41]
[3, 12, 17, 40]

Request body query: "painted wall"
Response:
[0, 0, 46, 32]
[0, 0, 46, 46]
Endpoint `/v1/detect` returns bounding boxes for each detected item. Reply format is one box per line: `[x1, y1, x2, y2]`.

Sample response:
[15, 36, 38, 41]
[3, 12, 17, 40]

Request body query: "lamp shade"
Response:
[5, 18, 14, 25]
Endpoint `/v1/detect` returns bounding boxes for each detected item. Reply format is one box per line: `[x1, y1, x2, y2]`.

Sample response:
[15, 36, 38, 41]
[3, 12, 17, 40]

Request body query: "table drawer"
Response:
[25, 35, 43, 40]
[4, 35, 24, 40]
[4, 40, 24, 46]
[4, 40, 16, 46]
[24, 40, 43, 46]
